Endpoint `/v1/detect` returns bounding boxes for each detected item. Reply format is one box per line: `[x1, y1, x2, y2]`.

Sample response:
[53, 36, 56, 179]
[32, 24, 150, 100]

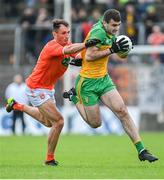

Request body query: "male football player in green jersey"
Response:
[63, 9, 158, 162]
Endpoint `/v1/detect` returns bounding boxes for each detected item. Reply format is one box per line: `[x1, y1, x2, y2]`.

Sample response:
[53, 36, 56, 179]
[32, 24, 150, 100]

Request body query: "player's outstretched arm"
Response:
[63, 39, 101, 55]
[63, 43, 85, 54]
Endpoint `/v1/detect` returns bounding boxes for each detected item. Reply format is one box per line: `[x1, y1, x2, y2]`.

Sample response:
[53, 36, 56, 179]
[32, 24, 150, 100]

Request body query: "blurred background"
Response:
[0, 0, 164, 135]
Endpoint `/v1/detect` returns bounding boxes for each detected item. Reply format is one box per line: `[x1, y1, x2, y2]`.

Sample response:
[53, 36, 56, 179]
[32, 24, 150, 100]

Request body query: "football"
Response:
[116, 35, 133, 58]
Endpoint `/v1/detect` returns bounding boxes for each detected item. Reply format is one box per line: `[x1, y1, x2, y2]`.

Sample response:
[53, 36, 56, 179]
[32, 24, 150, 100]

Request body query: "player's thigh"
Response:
[75, 75, 99, 106]
[84, 104, 101, 123]
[100, 89, 125, 111]
[38, 99, 63, 123]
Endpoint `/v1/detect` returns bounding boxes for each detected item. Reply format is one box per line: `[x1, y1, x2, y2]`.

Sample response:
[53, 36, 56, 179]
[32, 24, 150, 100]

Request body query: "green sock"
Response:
[71, 95, 79, 105]
[135, 141, 145, 154]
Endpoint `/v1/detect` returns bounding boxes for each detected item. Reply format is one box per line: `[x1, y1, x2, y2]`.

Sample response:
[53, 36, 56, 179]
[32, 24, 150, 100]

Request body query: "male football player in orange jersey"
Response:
[5, 19, 100, 166]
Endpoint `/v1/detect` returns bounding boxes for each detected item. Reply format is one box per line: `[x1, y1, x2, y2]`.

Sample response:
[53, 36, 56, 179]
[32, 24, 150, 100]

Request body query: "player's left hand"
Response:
[69, 58, 82, 66]
[85, 38, 101, 48]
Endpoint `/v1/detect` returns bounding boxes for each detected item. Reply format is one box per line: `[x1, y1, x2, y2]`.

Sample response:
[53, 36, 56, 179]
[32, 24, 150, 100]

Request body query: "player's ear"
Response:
[102, 20, 106, 26]
[103, 21, 108, 30]
[52, 31, 57, 38]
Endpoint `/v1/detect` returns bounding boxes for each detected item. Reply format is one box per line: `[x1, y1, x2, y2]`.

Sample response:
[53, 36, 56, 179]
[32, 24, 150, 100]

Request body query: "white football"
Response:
[116, 35, 133, 58]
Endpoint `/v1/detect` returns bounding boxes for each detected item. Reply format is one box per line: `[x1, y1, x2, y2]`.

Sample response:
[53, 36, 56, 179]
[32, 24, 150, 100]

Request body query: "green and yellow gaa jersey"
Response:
[80, 20, 116, 78]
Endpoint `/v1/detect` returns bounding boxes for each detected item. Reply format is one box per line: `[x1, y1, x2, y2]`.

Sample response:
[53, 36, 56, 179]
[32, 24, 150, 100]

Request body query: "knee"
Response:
[115, 105, 128, 119]
[55, 117, 64, 130]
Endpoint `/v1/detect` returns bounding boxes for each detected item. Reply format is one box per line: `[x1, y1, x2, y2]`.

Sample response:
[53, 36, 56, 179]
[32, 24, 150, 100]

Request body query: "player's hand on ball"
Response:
[69, 58, 82, 66]
[115, 35, 133, 58]
[85, 38, 101, 48]
[110, 37, 129, 54]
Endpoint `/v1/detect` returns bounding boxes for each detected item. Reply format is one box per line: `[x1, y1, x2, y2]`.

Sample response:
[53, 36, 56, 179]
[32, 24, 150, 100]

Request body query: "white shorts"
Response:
[25, 86, 56, 107]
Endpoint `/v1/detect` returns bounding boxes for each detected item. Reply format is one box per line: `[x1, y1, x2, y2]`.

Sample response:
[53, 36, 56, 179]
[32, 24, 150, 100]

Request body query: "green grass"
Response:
[0, 133, 164, 179]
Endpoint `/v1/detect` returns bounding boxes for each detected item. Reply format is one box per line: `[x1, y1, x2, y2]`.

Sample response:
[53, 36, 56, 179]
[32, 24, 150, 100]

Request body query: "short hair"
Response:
[103, 9, 121, 23]
[52, 19, 69, 32]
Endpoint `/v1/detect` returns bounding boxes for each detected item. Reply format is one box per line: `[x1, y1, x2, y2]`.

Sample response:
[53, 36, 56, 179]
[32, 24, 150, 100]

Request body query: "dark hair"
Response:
[52, 19, 69, 32]
[103, 9, 121, 23]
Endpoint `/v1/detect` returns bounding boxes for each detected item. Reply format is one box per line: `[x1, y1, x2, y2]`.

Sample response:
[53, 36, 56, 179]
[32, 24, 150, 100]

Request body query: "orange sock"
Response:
[13, 103, 24, 111]
[46, 153, 54, 161]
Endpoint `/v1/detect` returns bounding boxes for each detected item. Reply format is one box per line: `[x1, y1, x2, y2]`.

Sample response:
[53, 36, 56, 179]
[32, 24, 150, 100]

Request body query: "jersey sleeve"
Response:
[46, 43, 64, 57]
[88, 29, 106, 48]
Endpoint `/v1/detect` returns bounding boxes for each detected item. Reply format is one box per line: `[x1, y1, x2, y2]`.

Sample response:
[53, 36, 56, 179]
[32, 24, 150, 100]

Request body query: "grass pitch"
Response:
[0, 133, 163, 179]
